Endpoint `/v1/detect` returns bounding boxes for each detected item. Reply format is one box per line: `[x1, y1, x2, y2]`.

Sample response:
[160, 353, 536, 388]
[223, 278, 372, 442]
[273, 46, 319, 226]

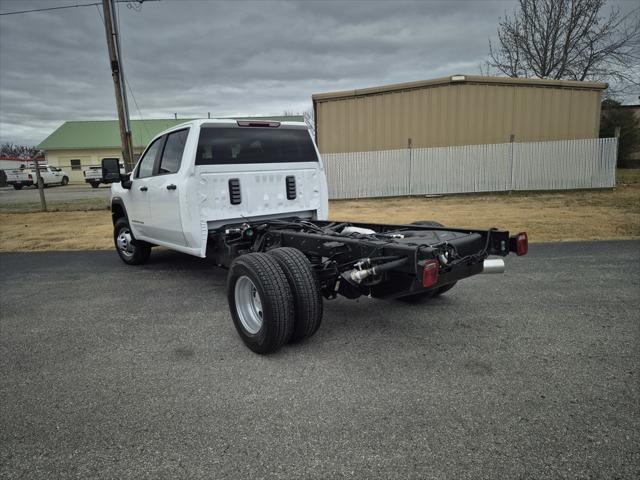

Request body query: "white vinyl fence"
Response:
[322, 137, 618, 199]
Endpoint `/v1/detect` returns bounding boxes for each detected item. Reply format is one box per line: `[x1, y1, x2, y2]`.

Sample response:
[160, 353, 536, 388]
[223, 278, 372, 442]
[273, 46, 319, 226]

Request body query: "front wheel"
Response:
[12, 184, 22, 190]
[90, 181, 100, 188]
[61, 176, 69, 186]
[227, 253, 294, 354]
[113, 217, 151, 265]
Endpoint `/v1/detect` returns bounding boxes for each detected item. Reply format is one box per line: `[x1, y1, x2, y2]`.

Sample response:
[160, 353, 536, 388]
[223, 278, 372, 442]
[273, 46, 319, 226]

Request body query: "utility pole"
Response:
[102, 0, 134, 171]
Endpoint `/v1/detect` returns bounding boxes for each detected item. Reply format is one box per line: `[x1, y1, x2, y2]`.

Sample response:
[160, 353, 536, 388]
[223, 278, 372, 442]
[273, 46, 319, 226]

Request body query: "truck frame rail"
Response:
[208, 218, 526, 300]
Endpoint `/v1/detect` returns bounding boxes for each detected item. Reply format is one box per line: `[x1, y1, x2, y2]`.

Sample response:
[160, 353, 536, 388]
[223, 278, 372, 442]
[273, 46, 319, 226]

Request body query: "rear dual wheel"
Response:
[268, 247, 323, 342]
[227, 253, 295, 354]
[227, 248, 323, 354]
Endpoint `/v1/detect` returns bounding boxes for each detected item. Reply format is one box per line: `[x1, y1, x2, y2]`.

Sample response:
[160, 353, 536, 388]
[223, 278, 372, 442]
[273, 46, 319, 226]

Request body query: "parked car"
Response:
[84, 159, 124, 188]
[5, 165, 70, 190]
[102, 119, 528, 354]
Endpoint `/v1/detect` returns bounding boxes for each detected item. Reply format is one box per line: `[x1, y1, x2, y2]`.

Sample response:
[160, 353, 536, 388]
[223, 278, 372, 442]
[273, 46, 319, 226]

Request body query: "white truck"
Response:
[84, 160, 124, 188]
[102, 119, 528, 354]
[5, 165, 70, 190]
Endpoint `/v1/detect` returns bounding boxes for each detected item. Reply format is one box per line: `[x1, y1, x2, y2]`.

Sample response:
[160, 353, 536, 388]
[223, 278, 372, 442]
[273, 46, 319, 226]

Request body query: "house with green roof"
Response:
[37, 116, 303, 183]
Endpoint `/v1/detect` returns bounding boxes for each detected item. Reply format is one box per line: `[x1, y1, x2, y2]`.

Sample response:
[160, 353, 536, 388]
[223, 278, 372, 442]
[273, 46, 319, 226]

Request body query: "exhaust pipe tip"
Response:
[482, 258, 505, 274]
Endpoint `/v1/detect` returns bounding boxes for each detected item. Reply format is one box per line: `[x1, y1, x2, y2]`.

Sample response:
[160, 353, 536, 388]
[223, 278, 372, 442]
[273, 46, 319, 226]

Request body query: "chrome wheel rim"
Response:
[234, 276, 263, 335]
[116, 227, 135, 259]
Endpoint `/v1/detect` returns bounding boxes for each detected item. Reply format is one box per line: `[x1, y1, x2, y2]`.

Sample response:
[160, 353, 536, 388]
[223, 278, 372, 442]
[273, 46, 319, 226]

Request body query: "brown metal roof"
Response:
[312, 75, 608, 102]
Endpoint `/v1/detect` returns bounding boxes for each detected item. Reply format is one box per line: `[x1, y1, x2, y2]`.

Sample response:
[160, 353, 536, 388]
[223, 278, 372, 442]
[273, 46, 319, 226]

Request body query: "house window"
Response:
[70, 159, 82, 170]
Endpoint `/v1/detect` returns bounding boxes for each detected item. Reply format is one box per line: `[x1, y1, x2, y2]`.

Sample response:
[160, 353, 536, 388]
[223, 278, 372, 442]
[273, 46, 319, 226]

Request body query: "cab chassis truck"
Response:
[102, 119, 528, 354]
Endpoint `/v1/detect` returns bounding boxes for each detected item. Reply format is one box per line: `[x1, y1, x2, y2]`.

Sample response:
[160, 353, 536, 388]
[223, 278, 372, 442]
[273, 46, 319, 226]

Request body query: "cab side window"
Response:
[158, 129, 189, 174]
[136, 137, 163, 179]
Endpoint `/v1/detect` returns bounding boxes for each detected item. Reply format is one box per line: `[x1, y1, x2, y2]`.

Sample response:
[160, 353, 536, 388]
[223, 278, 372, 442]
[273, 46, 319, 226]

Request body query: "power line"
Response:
[0, 2, 101, 16]
[125, 78, 150, 138]
[114, 1, 151, 141]
[0, 1, 154, 16]
[97, 1, 150, 150]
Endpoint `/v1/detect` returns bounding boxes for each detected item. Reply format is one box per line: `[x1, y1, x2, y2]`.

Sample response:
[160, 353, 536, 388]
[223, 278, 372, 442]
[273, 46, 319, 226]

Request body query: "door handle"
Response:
[139, 186, 148, 192]
[166, 184, 177, 190]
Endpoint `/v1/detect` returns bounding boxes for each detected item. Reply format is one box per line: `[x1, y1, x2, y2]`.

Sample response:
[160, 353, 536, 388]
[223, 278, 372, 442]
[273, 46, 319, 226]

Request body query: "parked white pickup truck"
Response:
[5, 165, 70, 190]
[102, 119, 528, 354]
[84, 160, 124, 188]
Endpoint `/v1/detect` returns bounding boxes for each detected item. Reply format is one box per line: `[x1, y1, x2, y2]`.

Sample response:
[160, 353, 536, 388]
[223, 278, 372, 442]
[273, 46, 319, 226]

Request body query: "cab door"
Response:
[144, 128, 189, 247]
[128, 136, 163, 238]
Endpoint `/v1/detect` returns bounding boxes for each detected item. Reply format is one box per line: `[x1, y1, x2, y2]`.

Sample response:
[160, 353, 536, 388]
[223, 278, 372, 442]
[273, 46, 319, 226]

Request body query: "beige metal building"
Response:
[312, 75, 607, 154]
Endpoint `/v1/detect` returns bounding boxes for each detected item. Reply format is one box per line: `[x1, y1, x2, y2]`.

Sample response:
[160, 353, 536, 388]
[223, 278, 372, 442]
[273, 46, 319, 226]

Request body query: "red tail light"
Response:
[28, 174, 33, 180]
[516, 232, 528, 256]
[422, 259, 439, 288]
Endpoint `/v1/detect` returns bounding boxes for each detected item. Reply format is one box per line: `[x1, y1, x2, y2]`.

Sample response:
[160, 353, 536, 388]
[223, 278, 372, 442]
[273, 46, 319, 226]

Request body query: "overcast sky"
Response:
[0, 0, 636, 145]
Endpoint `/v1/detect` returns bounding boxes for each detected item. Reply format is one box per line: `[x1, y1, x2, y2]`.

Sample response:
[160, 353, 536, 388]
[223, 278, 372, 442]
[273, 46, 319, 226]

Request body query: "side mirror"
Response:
[102, 158, 122, 183]
[121, 173, 132, 190]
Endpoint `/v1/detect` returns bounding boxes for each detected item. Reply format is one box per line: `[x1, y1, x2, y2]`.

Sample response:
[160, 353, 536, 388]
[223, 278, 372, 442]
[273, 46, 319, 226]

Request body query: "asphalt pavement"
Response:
[1, 241, 639, 479]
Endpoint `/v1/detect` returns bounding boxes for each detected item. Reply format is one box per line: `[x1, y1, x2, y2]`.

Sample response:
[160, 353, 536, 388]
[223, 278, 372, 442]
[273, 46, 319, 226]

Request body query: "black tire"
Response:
[90, 182, 100, 188]
[397, 282, 457, 302]
[13, 184, 22, 190]
[411, 220, 444, 227]
[61, 176, 69, 186]
[227, 253, 295, 354]
[267, 247, 323, 342]
[113, 217, 151, 265]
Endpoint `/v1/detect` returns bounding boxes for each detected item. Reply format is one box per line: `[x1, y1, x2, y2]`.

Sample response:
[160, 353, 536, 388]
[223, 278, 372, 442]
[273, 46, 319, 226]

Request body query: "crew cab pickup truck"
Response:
[102, 119, 528, 354]
[6, 165, 69, 190]
[84, 160, 124, 187]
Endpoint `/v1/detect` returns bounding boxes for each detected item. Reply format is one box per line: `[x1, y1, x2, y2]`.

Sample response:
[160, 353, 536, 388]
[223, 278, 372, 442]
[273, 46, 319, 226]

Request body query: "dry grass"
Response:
[0, 211, 113, 251]
[1, 171, 639, 251]
[330, 185, 640, 242]
[0, 198, 108, 214]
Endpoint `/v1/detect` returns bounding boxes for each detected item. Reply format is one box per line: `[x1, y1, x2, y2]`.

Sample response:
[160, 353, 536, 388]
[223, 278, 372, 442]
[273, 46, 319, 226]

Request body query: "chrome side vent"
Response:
[228, 178, 241, 205]
[285, 175, 296, 200]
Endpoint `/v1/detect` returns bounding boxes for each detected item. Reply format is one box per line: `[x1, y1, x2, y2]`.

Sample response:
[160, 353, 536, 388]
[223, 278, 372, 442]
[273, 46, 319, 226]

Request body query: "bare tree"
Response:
[600, 99, 640, 166]
[486, 0, 640, 92]
[0, 143, 39, 159]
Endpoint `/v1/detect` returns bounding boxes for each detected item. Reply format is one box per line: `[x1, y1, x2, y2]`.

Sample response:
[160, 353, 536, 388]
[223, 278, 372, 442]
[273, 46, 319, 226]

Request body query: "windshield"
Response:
[196, 127, 317, 165]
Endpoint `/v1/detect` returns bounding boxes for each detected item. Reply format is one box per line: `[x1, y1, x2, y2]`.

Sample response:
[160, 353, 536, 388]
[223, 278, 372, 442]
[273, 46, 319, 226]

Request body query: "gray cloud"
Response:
[0, 0, 634, 145]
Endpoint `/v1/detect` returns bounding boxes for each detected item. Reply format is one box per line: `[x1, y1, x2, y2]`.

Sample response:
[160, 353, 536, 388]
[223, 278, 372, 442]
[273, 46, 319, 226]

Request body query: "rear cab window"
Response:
[196, 126, 317, 165]
[158, 129, 189, 174]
